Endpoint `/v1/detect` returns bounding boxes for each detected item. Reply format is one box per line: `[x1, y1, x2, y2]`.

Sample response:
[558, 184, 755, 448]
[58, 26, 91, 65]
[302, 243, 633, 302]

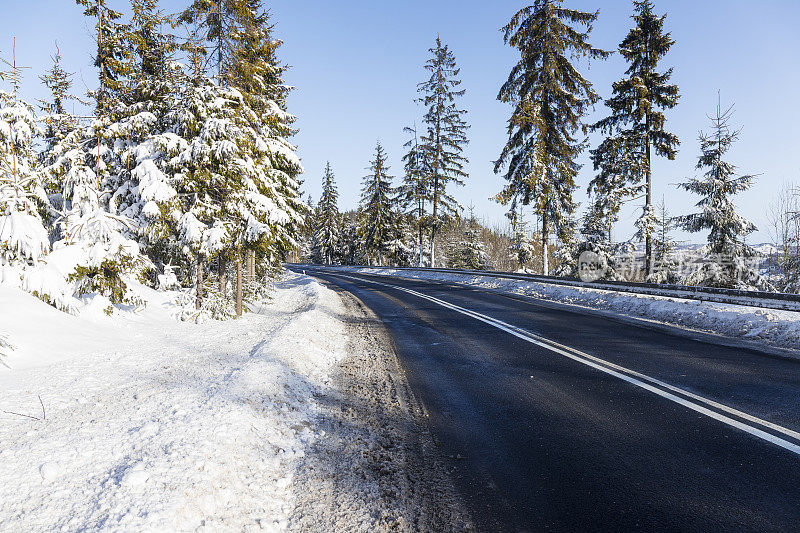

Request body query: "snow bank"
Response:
[0, 272, 349, 531]
[349, 267, 800, 355]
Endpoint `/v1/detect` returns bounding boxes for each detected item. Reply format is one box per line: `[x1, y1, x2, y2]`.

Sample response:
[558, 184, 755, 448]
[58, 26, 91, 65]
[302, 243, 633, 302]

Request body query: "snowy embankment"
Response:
[0, 273, 351, 531]
[348, 267, 800, 356]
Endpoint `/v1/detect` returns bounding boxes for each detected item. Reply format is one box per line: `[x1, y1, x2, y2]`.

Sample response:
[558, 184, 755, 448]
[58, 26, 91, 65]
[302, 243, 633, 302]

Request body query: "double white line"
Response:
[330, 271, 800, 457]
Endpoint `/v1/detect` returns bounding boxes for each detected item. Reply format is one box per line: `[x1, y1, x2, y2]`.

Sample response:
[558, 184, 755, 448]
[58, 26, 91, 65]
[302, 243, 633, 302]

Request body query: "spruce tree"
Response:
[313, 163, 340, 265]
[507, 207, 536, 271]
[75, 0, 131, 115]
[677, 100, 770, 290]
[180, 0, 304, 301]
[0, 51, 49, 266]
[445, 214, 488, 270]
[592, 0, 679, 274]
[495, 1, 609, 275]
[648, 197, 679, 283]
[38, 44, 81, 159]
[358, 142, 396, 266]
[399, 124, 431, 266]
[37, 44, 82, 237]
[416, 37, 469, 267]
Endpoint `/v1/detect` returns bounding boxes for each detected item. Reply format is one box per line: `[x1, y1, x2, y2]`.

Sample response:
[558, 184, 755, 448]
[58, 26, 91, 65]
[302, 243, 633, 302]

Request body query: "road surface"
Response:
[290, 266, 800, 532]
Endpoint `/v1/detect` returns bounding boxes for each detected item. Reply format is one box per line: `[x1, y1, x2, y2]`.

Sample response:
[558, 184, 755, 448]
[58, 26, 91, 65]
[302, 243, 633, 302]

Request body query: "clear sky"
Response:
[3, 0, 799, 244]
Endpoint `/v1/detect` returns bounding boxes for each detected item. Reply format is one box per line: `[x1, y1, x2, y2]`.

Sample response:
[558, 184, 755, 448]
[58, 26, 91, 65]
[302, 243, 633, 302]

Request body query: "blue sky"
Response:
[3, 0, 799, 244]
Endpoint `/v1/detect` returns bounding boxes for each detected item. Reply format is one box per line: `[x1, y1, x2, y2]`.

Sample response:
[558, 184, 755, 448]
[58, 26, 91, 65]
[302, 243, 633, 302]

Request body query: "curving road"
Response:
[290, 266, 800, 532]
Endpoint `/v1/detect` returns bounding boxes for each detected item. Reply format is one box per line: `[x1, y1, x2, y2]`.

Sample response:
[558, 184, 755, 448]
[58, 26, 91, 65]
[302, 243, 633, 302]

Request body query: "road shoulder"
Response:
[289, 281, 473, 532]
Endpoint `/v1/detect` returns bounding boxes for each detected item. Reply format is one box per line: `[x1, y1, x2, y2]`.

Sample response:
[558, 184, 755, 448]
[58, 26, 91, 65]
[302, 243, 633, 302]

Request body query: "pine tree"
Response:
[38, 44, 81, 158]
[677, 100, 770, 290]
[37, 44, 82, 237]
[592, 0, 679, 275]
[399, 124, 431, 266]
[507, 207, 536, 271]
[75, 0, 131, 116]
[648, 198, 679, 283]
[180, 0, 304, 305]
[0, 50, 49, 266]
[495, 1, 609, 275]
[313, 163, 339, 265]
[445, 214, 488, 270]
[416, 37, 469, 267]
[336, 211, 365, 266]
[358, 142, 396, 265]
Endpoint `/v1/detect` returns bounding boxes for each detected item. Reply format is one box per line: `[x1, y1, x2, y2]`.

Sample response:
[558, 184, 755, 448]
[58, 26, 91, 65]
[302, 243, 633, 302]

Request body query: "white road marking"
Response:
[329, 271, 800, 457]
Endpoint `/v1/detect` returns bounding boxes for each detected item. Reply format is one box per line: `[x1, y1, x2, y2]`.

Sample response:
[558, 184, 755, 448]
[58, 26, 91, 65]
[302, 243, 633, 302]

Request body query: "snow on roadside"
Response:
[348, 267, 800, 355]
[0, 272, 349, 532]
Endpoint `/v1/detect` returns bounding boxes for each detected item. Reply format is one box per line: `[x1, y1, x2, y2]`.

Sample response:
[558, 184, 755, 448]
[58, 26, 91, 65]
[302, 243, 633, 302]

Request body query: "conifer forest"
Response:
[1, 0, 798, 320]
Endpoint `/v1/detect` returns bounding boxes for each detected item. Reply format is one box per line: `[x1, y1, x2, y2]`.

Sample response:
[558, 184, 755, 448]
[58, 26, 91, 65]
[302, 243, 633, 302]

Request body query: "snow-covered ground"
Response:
[347, 267, 800, 357]
[0, 272, 467, 531]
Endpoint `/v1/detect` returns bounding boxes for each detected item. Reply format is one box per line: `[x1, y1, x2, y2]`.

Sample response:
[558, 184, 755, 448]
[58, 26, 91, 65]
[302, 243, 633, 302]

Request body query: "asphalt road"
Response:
[290, 266, 800, 532]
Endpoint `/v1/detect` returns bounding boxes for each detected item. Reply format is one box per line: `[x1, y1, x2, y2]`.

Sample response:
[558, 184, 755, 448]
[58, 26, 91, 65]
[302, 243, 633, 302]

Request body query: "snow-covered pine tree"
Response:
[0, 50, 49, 270]
[495, 1, 609, 275]
[384, 213, 415, 267]
[445, 214, 488, 271]
[37, 44, 81, 166]
[416, 37, 469, 267]
[75, 0, 131, 117]
[592, 0, 680, 275]
[181, 0, 304, 307]
[313, 162, 339, 265]
[399, 124, 431, 266]
[111, 0, 183, 258]
[647, 198, 679, 283]
[358, 142, 396, 266]
[572, 199, 619, 281]
[35, 58, 150, 310]
[677, 100, 771, 290]
[507, 206, 536, 272]
[227, 0, 304, 269]
[336, 211, 365, 266]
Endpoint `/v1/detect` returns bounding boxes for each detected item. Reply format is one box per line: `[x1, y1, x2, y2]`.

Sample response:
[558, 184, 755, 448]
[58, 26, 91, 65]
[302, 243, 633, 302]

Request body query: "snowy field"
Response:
[0, 272, 348, 531]
[0, 272, 466, 532]
[348, 267, 800, 357]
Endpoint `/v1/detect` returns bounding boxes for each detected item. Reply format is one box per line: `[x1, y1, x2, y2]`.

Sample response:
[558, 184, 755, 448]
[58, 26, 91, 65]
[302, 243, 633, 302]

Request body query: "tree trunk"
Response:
[246, 250, 255, 281]
[418, 224, 424, 267]
[542, 214, 549, 276]
[645, 120, 653, 276]
[218, 255, 226, 296]
[235, 250, 243, 316]
[195, 256, 204, 309]
[430, 183, 438, 268]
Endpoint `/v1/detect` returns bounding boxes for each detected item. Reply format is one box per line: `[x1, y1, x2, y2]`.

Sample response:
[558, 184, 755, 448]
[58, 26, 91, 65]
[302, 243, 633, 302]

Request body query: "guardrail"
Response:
[287, 263, 800, 313]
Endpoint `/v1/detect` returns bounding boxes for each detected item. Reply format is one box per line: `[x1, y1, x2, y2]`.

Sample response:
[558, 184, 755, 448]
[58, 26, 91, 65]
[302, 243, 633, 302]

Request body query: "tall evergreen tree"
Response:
[0, 51, 49, 266]
[313, 162, 339, 265]
[399, 124, 431, 266]
[495, 0, 609, 275]
[416, 37, 469, 267]
[677, 101, 770, 290]
[592, 0, 679, 274]
[75, 0, 131, 115]
[358, 142, 396, 265]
